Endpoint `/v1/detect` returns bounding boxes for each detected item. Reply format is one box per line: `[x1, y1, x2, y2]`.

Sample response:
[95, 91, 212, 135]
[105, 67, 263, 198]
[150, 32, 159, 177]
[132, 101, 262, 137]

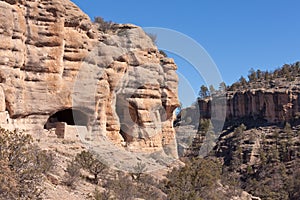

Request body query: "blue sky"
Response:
[71, 0, 300, 107]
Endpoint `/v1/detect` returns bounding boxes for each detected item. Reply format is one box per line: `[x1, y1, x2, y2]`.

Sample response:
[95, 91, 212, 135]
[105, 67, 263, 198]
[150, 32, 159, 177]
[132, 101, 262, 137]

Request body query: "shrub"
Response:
[130, 162, 147, 181]
[75, 150, 107, 184]
[0, 160, 18, 199]
[161, 158, 222, 200]
[104, 172, 137, 200]
[0, 128, 54, 199]
[159, 50, 168, 57]
[35, 148, 56, 174]
[63, 159, 81, 189]
[105, 171, 162, 200]
[92, 188, 111, 200]
[94, 17, 114, 33]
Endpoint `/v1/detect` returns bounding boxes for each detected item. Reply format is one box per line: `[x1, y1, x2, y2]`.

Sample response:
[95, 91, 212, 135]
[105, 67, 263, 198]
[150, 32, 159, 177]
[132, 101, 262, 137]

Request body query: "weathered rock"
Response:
[198, 89, 300, 123]
[0, 0, 179, 159]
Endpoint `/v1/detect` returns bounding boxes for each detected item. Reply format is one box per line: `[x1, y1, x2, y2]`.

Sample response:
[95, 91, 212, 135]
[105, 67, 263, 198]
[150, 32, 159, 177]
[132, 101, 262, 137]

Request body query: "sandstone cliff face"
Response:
[0, 0, 179, 156]
[177, 89, 300, 157]
[197, 89, 300, 123]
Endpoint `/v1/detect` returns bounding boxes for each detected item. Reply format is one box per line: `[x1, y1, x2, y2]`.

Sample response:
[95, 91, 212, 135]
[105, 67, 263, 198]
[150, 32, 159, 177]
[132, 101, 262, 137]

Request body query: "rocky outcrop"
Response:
[0, 0, 179, 159]
[176, 88, 300, 157]
[197, 89, 300, 123]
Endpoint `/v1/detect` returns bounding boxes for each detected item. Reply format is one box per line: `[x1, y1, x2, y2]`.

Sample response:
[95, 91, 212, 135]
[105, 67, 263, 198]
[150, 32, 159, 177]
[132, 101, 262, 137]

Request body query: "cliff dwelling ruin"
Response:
[44, 108, 89, 139]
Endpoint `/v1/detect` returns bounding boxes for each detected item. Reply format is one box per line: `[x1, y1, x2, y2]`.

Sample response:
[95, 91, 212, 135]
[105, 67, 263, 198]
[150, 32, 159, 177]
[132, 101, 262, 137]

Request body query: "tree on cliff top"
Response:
[199, 85, 209, 99]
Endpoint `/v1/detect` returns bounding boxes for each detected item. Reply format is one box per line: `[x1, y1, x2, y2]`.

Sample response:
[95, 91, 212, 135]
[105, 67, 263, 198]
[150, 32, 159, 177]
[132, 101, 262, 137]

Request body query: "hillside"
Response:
[176, 62, 300, 200]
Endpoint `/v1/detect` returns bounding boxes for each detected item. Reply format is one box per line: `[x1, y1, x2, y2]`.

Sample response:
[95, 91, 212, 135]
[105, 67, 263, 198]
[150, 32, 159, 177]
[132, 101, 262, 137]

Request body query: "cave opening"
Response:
[44, 108, 89, 129]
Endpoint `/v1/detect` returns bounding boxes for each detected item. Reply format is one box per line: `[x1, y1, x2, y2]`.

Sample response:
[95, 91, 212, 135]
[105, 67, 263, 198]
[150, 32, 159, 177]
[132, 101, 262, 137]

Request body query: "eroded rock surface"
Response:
[197, 89, 300, 123]
[0, 0, 179, 158]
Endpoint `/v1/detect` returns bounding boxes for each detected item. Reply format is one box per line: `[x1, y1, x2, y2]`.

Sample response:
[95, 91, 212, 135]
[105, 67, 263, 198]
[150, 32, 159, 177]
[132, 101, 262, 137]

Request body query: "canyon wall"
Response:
[197, 89, 300, 123]
[0, 0, 179, 156]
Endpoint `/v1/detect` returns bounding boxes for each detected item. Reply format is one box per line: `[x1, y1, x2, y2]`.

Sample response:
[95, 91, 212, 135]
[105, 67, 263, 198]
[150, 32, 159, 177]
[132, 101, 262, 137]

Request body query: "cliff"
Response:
[0, 0, 179, 159]
[196, 89, 300, 124]
[176, 78, 300, 199]
[176, 89, 300, 200]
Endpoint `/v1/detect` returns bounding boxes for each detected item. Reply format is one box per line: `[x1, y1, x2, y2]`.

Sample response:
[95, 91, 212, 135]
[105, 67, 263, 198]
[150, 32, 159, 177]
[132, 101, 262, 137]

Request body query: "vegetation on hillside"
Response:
[94, 17, 114, 33]
[2, 62, 300, 200]
[182, 119, 300, 200]
[0, 128, 54, 200]
[228, 61, 300, 91]
[182, 62, 300, 199]
[198, 61, 300, 99]
[161, 158, 224, 200]
[47, 61, 300, 199]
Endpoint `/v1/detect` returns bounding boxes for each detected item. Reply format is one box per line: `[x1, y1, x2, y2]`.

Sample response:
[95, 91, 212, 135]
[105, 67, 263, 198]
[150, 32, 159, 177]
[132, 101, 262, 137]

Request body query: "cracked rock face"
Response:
[198, 89, 300, 123]
[0, 0, 179, 158]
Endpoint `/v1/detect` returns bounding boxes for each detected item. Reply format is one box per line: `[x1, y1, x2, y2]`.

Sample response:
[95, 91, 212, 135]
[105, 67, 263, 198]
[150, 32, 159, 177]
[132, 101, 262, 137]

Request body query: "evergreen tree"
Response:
[248, 68, 257, 82]
[199, 85, 209, 98]
[239, 76, 247, 87]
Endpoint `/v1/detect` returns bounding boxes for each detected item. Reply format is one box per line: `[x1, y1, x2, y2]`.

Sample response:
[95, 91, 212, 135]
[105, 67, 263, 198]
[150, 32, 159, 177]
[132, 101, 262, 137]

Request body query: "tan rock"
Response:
[198, 89, 300, 123]
[0, 0, 179, 160]
[0, 87, 5, 112]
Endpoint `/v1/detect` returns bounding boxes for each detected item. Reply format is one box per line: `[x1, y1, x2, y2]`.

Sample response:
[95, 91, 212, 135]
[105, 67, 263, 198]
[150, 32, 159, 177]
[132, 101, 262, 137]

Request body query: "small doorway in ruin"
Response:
[44, 108, 89, 129]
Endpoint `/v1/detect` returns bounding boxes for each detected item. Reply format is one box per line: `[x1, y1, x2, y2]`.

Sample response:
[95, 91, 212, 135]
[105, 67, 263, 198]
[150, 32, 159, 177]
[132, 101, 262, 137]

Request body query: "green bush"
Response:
[161, 158, 222, 200]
